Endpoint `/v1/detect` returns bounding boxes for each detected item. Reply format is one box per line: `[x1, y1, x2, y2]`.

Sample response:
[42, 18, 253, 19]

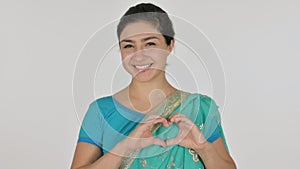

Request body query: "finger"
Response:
[168, 113, 188, 122]
[168, 113, 180, 121]
[151, 117, 167, 125]
[141, 137, 166, 148]
[173, 116, 193, 125]
[142, 115, 162, 123]
[152, 118, 171, 128]
[165, 137, 181, 146]
[168, 113, 180, 124]
[169, 115, 192, 127]
[157, 118, 170, 127]
[141, 115, 164, 125]
[152, 138, 167, 147]
[139, 117, 168, 131]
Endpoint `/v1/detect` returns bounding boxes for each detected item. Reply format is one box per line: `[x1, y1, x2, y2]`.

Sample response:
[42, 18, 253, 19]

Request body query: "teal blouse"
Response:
[78, 94, 226, 155]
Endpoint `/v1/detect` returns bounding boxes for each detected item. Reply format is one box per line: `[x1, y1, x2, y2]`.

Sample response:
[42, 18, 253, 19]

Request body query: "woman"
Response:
[71, 3, 236, 169]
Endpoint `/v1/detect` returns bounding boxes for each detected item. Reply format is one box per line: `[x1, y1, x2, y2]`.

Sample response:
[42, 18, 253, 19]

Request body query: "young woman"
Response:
[71, 3, 236, 169]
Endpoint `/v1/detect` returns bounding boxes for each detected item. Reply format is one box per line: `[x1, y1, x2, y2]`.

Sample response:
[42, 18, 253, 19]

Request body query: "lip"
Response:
[132, 63, 153, 71]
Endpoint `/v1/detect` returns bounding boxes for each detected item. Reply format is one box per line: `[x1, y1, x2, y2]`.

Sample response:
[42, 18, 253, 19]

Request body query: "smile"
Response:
[133, 63, 153, 70]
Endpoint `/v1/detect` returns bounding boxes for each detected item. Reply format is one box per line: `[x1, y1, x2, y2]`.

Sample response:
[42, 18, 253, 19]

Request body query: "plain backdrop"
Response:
[1, 0, 300, 168]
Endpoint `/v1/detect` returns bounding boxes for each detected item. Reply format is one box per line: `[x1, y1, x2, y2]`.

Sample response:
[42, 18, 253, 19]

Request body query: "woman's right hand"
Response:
[115, 115, 169, 156]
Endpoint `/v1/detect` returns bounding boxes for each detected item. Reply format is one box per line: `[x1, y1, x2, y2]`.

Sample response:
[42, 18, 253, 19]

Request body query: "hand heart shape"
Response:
[125, 113, 207, 152]
[164, 113, 207, 149]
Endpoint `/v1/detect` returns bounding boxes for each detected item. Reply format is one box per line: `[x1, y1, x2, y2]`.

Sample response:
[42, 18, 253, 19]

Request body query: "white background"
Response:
[1, 0, 300, 168]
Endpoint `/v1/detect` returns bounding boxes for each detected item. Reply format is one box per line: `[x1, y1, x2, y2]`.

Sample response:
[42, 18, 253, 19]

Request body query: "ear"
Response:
[167, 40, 175, 53]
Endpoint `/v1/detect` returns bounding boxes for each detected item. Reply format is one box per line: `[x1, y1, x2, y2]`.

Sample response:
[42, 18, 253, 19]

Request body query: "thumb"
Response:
[152, 137, 167, 147]
[165, 137, 180, 146]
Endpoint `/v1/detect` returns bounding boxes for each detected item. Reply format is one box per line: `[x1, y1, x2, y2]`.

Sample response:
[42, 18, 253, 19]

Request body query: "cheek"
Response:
[120, 51, 133, 68]
[145, 48, 169, 58]
[121, 50, 133, 60]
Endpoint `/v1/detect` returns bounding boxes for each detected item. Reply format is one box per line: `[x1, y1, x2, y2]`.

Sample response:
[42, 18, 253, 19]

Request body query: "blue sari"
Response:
[78, 91, 228, 169]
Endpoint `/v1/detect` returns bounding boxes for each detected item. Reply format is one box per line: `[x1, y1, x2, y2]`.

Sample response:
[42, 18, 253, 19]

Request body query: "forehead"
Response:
[120, 21, 162, 41]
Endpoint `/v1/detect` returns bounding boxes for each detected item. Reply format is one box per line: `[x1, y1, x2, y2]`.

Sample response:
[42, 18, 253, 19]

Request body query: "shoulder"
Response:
[200, 94, 218, 108]
[187, 93, 221, 125]
[187, 93, 217, 105]
[87, 96, 116, 117]
[94, 95, 113, 105]
[196, 94, 220, 121]
[187, 93, 219, 112]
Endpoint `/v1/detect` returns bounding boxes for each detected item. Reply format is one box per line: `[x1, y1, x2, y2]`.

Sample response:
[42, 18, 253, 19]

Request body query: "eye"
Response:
[146, 42, 156, 47]
[123, 44, 134, 49]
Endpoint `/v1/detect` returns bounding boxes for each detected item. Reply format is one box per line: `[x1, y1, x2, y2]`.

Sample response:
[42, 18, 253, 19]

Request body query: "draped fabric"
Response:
[78, 92, 227, 169]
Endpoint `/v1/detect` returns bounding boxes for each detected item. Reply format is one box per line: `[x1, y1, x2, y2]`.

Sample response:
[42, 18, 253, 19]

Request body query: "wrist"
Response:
[194, 141, 212, 155]
[111, 139, 133, 157]
[194, 142, 217, 161]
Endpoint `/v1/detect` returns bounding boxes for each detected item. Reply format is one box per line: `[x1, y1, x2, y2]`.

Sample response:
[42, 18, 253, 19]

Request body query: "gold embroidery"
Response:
[188, 149, 199, 162]
[119, 149, 139, 169]
[199, 123, 204, 130]
[166, 156, 176, 169]
[140, 158, 148, 167]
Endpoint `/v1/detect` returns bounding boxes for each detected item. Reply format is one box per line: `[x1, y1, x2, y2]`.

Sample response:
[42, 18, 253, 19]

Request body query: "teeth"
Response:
[135, 63, 152, 69]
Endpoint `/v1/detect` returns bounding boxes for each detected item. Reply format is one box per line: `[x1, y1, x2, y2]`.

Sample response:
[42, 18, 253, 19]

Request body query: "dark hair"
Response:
[117, 3, 175, 46]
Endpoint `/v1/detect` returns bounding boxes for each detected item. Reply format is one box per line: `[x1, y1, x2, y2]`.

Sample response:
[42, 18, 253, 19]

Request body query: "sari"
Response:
[78, 91, 227, 169]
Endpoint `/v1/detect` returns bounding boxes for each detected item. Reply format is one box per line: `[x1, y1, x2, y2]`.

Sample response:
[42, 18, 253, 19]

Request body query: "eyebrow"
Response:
[120, 36, 159, 43]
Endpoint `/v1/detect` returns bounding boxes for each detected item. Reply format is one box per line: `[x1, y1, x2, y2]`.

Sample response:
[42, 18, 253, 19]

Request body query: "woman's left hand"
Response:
[165, 113, 208, 150]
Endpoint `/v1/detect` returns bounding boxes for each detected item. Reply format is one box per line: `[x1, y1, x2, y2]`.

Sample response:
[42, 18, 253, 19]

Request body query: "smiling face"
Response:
[119, 21, 174, 82]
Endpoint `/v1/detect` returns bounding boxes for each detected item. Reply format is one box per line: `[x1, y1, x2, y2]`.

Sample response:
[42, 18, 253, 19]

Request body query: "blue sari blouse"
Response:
[77, 94, 226, 155]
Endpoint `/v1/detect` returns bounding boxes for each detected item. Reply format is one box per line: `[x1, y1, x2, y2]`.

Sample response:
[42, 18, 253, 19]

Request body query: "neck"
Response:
[128, 73, 177, 100]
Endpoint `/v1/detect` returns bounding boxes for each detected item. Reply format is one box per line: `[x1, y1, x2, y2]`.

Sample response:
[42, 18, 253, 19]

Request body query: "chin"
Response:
[133, 74, 154, 83]
[132, 69, 163, 83]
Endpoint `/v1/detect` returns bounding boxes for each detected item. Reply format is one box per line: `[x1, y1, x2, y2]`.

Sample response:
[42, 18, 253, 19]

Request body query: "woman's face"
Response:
[119, 21, 174, 82]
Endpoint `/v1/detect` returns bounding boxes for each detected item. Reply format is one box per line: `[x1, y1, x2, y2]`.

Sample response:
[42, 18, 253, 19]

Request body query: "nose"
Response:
[132, 46, 147, 61]
[133, 51, 146, 62]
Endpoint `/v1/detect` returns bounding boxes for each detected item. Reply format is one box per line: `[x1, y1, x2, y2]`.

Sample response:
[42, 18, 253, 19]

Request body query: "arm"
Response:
[70, 142, 127, 169]
[195, 137, 236, 169]
[71, 115, 169, 169]
[166, 113, 236, 169]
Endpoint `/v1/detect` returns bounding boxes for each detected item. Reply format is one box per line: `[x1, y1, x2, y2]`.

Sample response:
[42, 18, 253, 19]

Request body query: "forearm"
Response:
[76, 142, 131, 169]
[195, 142, 236, 169]
[78, 153, 123, 169]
